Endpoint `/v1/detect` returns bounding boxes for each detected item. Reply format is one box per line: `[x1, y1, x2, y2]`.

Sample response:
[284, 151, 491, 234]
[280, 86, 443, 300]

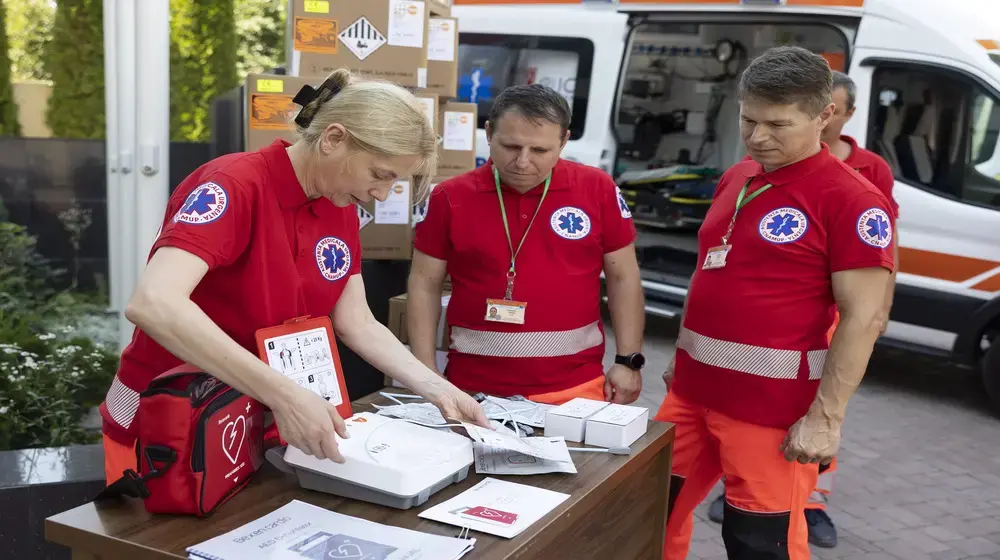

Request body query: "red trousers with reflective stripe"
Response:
[656, 392, 818, 560]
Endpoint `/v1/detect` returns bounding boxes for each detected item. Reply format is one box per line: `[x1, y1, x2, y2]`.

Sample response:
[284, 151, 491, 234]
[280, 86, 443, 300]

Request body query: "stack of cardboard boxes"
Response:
[243, 0, 478, 261]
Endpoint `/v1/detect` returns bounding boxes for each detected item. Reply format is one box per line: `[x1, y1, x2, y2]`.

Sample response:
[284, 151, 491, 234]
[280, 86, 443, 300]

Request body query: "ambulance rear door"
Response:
[451, 3, 628, 172]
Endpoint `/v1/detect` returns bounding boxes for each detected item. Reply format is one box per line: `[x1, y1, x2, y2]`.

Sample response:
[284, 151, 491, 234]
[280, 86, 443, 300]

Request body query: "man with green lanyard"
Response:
[407, 83, 646, 405]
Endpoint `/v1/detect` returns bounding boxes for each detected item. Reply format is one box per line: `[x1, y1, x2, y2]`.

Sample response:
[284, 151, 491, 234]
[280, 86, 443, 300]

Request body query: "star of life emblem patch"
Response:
[315, 236, 352, 282]
[758, 207, 809, 244]
[856, 207, 892, 248]
[173, 182, 229, 225]
[550, 206, 592, 240]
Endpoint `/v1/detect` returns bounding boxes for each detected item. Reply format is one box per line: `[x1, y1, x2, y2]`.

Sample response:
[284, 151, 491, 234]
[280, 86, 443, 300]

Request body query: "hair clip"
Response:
[292, 77, 343, 128]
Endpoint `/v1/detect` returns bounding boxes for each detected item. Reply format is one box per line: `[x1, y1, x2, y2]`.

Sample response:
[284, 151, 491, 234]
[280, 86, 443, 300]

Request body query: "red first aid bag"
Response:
[97, 364, 265, 516]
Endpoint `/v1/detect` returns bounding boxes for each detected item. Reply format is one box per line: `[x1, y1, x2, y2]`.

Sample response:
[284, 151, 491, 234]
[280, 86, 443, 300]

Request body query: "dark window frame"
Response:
[457, 33, 596, 140]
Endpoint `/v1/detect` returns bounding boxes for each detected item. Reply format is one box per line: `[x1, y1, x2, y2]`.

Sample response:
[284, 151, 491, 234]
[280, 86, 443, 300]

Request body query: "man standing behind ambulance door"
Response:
[407, 84, 647, 405]
[658, 46, 895, 560]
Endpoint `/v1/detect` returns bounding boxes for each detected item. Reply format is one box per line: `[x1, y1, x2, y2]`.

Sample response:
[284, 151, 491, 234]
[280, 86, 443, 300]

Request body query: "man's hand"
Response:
[780, 412, 841, 465]
[427, 387, 491, 427]
[604, 364, 642, 404]
[662, 356, 676, 391]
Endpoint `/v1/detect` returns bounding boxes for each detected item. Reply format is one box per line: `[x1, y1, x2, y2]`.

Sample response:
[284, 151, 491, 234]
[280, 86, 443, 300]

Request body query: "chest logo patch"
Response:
[315, 237, 352, 282]
[550, 206, 592, 240]
[173, 182, 228, 225]
[856, 207, 892, 248]
[758, 207, 809, 244]
[615, 186, 632, 219]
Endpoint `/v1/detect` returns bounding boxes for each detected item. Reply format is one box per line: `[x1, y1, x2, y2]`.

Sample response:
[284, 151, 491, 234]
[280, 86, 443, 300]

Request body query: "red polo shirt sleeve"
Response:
[152, 173, 252, 269]
[828, 190, 895, 273]
[413, 185, 453, 260]
[601, 177, 637, 253]
[869, 158, 900, 218]
[347, 206, 363, 275]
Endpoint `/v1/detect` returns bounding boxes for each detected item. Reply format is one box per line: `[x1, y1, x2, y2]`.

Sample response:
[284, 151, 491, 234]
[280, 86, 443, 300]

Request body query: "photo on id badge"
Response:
[287, 531, 397, 560]
[451, 505, 520, 526]
[703, 245, 730, 270]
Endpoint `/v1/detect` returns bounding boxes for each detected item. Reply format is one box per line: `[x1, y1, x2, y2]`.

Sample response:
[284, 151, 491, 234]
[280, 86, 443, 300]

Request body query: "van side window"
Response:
[456, 33, 595, 140]
[868, 65, 1000, 210]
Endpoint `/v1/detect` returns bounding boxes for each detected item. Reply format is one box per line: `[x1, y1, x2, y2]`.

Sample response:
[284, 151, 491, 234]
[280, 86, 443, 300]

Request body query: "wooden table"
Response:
[46, 391, 675, 560]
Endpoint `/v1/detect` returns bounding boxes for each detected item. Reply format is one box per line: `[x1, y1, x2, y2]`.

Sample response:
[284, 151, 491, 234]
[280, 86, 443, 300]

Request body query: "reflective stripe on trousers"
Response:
[449, 320, 604, 358]
[678, 327, 827, 380]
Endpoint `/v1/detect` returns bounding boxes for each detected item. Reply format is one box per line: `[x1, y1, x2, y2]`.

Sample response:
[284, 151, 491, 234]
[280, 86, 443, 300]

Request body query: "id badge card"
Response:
[702, 244, 731, 270]
[485, 298, 527, 324]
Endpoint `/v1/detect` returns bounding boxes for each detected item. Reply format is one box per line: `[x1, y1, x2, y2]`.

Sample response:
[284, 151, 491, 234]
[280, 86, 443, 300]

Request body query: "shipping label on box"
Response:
[420, 18, 458, 97]
[437, 101, 477, 178]
[359, 180, 413, 260]
[288, 0, 429, 88]
[245, 74, 319, 151]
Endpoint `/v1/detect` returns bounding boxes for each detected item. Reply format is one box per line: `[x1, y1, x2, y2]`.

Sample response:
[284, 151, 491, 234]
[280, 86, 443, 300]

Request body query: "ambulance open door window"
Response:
[456, 33, 595, 140]
[867, 62, 1000, 211]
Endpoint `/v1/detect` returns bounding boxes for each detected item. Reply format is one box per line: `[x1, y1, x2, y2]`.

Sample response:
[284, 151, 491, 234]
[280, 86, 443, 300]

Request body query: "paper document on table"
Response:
[418, 477, 570, 539]
[481, 397, 555, 428]
[474, 437, 577, 475]
[186, 499, 474, 560]
[372, 402, 448, 426]
[461, 422, 569, 462]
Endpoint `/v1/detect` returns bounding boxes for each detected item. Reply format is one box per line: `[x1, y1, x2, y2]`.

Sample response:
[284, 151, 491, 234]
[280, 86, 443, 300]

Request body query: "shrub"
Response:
[0, 0, 22, 137]
[45, 0, 104, 139]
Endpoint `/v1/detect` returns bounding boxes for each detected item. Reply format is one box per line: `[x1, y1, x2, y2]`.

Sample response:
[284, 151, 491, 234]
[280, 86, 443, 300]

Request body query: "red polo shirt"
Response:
[673, 145, 895, 429]
[101, 139, 362, 444]
[414, 159, 636, 396]
[841, 135, 898, 217]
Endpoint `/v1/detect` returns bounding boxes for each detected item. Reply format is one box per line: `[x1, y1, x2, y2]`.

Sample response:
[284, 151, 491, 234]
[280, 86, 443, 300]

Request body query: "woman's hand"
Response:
[421, 381, 490, 427]
[271, 382, 351, 462]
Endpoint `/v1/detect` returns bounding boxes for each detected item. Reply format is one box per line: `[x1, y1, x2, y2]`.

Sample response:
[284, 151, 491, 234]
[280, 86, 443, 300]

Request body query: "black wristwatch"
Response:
[615, 352, 646, 371]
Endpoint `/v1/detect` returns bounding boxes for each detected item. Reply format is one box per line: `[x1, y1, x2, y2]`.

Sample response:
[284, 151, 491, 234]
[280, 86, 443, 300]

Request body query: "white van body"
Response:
[451, 0, 1000, 408]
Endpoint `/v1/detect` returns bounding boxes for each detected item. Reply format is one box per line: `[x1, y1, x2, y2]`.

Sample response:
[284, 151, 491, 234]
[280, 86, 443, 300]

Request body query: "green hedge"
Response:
[45, 0, 104, 140]
[171, 0, 238, 142]
[0, 0, 21, 137]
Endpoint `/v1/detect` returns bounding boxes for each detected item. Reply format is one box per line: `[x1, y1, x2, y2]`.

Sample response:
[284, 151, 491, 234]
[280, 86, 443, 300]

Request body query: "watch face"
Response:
[631, 353, 646, 370]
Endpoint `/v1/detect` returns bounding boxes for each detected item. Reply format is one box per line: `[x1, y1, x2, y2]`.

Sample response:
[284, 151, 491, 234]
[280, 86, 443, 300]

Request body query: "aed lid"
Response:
[281, 412, 474, 498]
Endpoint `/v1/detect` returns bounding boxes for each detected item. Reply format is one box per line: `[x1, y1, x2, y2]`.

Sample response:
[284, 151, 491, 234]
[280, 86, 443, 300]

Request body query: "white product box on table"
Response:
[584, 403, 649, 449]
[544, 398, 610, 443]
[267, 412, 473, 510]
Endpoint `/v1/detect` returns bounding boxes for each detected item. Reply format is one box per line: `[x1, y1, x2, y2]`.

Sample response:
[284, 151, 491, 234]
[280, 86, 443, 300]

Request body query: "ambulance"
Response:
[449, 0, 1000, 410]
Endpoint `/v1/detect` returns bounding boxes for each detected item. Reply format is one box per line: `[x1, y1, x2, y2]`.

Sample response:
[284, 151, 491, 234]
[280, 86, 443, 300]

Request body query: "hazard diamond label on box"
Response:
[358, 205, 374, 230]
[339, 17, 387, 61]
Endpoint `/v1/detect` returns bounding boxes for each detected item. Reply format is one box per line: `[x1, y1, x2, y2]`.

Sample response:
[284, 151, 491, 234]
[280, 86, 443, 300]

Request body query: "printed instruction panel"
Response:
[264, 327, 343, 406]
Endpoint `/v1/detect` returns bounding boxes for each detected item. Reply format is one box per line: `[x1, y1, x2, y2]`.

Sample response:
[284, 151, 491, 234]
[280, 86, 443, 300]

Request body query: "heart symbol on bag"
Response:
[222, 415, 246, 465]
[329, 543, 364, 559]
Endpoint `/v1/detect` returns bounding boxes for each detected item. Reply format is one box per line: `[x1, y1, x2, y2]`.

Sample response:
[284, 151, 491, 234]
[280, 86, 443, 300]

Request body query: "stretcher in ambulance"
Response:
[450, 0, 1000, 411]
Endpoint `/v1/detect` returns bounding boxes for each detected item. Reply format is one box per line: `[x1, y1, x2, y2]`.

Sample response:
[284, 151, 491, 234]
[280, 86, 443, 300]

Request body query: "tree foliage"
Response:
[0, 0, 20, 136]
[170, 0, 238, 142]
[4, 0, 54, 82]
[235, 0, 286, 80]
[45, 0, 104, 139]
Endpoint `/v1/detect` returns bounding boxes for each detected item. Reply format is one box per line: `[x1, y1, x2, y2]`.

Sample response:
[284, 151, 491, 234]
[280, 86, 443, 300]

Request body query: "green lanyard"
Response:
[721, 178, 774, 246]
[493, 166, 551, 301]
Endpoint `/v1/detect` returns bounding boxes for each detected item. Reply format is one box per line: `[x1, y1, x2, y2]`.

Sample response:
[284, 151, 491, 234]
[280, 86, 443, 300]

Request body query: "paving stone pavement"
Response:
[604, 318, 1000, 560]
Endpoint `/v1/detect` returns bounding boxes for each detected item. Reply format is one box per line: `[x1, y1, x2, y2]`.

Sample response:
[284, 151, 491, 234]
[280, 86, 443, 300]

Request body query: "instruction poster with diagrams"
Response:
[263, 326, 343, 406]
[186, 499, 474, 560]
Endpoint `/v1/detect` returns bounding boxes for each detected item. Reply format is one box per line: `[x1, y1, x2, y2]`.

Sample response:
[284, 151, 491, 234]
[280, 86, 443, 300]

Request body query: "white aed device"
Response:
[267, 412, 474, 510]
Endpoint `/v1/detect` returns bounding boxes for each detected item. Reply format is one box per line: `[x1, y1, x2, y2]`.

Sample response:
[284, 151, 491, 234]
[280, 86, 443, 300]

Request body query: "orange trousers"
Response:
[527, 375, 607, 405]
[656, 392, 819, 560]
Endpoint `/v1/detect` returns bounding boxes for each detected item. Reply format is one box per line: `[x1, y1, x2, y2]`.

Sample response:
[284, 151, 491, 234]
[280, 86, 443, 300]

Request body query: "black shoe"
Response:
[805, 508, 838, 548]
[708, 494, 725, 524]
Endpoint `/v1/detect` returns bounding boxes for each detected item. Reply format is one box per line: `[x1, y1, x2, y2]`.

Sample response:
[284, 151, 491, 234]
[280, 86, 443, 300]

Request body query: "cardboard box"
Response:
[437, 101, 478, 178]
[419, 17, 458, 98]
[245, 74, 319, 151]
[544, 398, 610, 443]
[287, 0, 429, 88]
[358, 180, 414, 260]
[584, 404, 649, 449]
[427, 0, 451, 17]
